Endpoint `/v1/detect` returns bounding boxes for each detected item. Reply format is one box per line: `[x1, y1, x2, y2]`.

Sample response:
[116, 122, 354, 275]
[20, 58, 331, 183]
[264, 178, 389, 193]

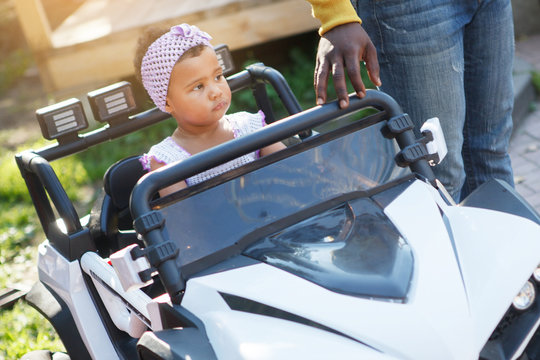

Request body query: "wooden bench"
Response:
[15, 0, 319, 95]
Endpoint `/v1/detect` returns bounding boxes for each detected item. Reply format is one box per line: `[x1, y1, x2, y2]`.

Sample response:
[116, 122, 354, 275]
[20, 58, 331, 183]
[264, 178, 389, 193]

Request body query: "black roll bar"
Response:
[14, 64, 304, 263]
[15, 151, 96, 260]
[29, 64, 302, 162]
[245, 63, 303, 115]
[17, 152, 81, 234]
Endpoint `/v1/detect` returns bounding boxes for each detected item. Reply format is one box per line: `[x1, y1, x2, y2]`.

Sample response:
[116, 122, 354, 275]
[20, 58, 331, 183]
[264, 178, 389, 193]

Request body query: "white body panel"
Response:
[80, 251, 151, 338]
[180, 180, 540, 359]
[35, 180, 540, 359]
[37, 242, 120, 360]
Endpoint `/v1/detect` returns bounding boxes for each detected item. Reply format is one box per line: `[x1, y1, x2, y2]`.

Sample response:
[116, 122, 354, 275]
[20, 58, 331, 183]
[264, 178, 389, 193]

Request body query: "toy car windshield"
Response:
[145, 110, 413, 300]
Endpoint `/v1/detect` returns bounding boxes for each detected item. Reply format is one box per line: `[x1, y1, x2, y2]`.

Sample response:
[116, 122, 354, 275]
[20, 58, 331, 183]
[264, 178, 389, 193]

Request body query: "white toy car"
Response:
[16, 53, 540, 360]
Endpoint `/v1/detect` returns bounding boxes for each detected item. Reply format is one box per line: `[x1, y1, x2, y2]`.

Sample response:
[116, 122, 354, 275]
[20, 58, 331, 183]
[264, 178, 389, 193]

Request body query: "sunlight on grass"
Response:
[0, 301, 65, 359]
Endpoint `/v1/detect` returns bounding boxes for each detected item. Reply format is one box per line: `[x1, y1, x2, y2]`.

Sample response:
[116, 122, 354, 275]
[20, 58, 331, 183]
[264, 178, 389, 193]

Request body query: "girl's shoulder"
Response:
[140, 136, 190, 171]
[226, 110, 266, 137]
[149, 137, 189, 155]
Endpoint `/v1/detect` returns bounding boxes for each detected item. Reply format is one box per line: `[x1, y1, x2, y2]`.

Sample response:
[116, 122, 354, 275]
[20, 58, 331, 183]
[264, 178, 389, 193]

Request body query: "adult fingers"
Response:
[314, 46, 331, 105]
[363, 41, 381, 87]
[344, 53, 366, 98]
[331, 57, 349, 108]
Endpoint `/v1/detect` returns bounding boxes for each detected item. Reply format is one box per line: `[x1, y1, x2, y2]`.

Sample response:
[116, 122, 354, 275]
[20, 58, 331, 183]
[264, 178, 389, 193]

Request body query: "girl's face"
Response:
[165, 46, 232, 131]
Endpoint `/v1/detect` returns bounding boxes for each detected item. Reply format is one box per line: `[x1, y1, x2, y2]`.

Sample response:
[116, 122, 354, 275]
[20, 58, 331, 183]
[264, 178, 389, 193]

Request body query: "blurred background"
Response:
[1, 0, 539, 136]
[1, 0, 322, 143]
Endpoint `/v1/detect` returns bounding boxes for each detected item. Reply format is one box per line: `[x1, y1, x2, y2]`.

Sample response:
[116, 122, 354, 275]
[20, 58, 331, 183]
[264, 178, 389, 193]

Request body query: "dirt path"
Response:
[0, 68, 49, 149]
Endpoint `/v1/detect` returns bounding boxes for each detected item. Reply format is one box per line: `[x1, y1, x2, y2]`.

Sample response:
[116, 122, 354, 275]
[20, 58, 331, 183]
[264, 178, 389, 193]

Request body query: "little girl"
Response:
[136, 24, 285, 196]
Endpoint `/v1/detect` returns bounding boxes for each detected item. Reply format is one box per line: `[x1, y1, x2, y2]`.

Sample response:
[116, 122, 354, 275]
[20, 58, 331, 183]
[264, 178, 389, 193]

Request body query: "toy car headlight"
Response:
[87, 81, 136, 124]
[35, 98, 88, 142]
[243, 198, 414, 300]
[214, 44, 235, 76]
[533, 265, 540, 283]
[512, 280, 535, 311]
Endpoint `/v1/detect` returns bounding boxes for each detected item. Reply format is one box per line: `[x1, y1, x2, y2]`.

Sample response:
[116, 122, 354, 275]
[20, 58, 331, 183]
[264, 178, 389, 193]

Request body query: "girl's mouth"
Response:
[213, 100, 228, 111]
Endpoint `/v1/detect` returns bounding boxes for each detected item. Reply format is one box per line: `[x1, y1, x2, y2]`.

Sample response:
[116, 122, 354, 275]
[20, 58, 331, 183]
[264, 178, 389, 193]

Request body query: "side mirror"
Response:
[420, 117, 447, 166]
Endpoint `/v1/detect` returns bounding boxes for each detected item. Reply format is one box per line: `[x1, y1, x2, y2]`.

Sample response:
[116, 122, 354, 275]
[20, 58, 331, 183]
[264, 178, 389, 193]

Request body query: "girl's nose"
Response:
[208, 84, 223, 99]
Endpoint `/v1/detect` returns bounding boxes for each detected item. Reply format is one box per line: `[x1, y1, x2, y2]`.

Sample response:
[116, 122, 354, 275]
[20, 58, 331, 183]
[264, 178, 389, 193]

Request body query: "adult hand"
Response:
[314, 22, 381, 108]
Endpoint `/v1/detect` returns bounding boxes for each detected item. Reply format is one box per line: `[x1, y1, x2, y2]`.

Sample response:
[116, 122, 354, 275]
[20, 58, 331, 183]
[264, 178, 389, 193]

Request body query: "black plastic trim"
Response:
[460, 179, 540, 225]
[24, 282, 92, 360]
[481, 283, 540, 360]
[191, 255, 260, 279]
[220, 292, 379, 351]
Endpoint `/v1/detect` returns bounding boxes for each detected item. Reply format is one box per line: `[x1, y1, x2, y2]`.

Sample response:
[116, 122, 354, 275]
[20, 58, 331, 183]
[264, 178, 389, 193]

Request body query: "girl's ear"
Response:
[164, 96, 172, 113]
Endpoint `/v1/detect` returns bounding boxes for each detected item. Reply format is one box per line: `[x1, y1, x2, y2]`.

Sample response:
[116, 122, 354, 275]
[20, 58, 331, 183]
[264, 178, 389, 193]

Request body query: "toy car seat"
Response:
[89, 155, 146, 256]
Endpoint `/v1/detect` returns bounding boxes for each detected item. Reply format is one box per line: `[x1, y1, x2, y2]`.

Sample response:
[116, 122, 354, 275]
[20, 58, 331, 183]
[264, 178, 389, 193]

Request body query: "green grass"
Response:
[532, 71, 540, 95]
[0, 301, 64, 359]
[0, 49, 32, 96]
[0, 43, 376, 358]
[0, 122, 178, 357]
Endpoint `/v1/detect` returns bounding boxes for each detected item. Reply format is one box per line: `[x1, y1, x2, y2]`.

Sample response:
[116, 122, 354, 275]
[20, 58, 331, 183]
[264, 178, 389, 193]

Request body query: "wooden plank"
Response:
[44, 31, 137, 93]
[194, 0, 319, 50]
[40, 0, 320, 93]
[51, 0, 271, 47]
[13, 0, 52, 52]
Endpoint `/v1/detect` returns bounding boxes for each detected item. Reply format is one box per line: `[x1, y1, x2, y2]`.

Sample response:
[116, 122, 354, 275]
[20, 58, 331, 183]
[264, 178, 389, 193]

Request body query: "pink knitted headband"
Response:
[141, 24, 212, 112]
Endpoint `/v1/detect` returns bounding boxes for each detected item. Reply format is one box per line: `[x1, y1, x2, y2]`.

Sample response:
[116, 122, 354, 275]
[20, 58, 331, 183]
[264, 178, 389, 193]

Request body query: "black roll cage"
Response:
[15, 63, 304, 261]
[15, 62, 436, 305]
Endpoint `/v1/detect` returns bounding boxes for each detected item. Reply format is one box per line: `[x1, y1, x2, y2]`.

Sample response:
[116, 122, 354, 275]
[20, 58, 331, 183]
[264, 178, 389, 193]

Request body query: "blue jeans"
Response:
[354, 0, 515, 201]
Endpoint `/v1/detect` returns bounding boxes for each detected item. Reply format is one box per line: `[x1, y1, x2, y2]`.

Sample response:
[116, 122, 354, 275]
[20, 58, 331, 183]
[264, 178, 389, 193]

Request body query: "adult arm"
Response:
[307, 0, 381, 108]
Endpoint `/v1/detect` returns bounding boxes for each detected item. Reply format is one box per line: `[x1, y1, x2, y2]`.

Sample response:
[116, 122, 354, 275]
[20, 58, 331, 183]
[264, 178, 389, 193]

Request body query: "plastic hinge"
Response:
[131, 241, 179, 269]
[395, 143, 429, 167]
[382, 114, 414, 138]
[109, 244, 153, 292]
[419, 117, 447, 166]
[138, 268, 155, 283]
[133, 211, 164, 235]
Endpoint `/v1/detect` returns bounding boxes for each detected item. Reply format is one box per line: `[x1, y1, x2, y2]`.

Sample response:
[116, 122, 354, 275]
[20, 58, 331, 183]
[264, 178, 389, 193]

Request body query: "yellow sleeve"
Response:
[307, 0, 362, 35]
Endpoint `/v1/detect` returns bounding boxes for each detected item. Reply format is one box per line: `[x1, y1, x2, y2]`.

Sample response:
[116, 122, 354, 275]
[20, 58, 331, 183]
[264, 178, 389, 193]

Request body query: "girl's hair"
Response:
[180, 44, 208, 61]
[133, 26, 168, 84]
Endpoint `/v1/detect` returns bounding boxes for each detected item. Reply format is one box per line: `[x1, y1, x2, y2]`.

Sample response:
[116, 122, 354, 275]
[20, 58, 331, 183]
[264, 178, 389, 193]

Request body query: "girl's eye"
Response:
[215, 74, 224, 81]
[193, 84, 203, 91]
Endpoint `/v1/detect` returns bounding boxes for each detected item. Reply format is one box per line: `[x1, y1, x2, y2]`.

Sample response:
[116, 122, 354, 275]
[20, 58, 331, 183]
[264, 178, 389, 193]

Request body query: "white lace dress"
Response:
[140, 111, 266, 186]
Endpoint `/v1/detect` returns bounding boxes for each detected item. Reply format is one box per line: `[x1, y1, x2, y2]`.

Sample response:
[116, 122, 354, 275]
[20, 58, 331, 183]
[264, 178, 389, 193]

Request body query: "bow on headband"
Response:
[170, 24, 212, 41]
